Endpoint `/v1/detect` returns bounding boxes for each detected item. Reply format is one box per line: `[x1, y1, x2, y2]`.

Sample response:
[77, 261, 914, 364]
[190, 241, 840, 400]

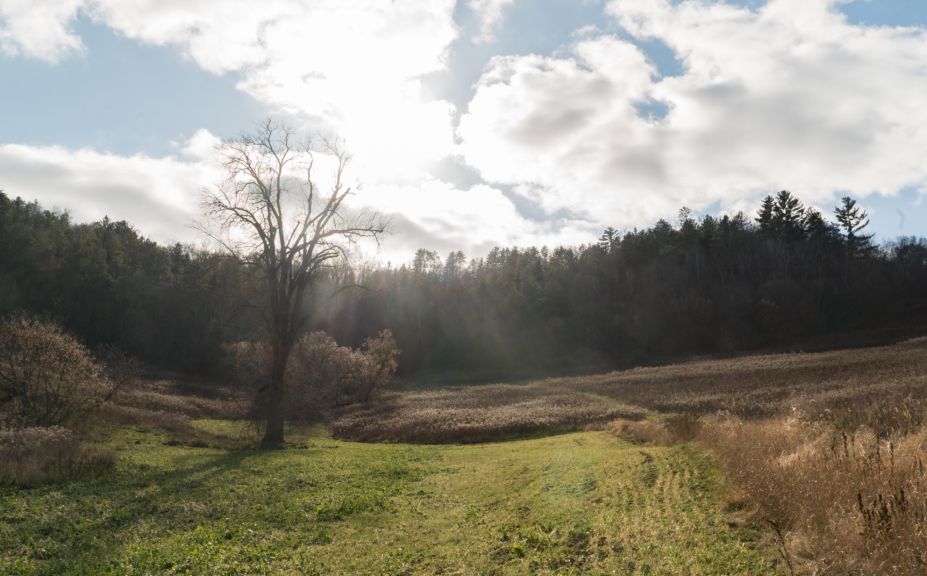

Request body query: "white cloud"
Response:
[0, 132, 585, 260]
[0, 0, 84, 61]
[0, 137, 220, 243]
[87, 0, 460, 183]
[357, 178, 596, 260]
[7, 0, 927, 255]
[0, 0, 460, 181]
[469, 0, 515, 43]
[459, 0, 927, 230]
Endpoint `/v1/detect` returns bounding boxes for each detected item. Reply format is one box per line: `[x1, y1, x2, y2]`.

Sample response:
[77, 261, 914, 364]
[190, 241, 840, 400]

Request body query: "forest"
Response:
[3, 188, 926, 381]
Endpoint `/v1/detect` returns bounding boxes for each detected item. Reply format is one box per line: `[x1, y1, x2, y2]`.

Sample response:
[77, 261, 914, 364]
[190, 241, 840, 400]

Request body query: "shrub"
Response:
[0, 426, 115, 486]
[228, 329, 401, 423]
[288, 332, 356, 419]
[352, 329, 401, 404]
[289, 329, 400, 411]
[0, 316, 115, 429]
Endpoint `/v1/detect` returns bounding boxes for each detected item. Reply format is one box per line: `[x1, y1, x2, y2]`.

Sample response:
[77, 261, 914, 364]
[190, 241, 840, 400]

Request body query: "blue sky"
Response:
[1, 0, 926, 258]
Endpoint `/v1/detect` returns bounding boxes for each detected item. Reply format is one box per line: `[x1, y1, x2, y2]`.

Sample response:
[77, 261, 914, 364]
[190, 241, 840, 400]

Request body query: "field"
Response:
[0, 424, 774, 575]
[335, 338, 927, 442]
[4, 338, 927, 575]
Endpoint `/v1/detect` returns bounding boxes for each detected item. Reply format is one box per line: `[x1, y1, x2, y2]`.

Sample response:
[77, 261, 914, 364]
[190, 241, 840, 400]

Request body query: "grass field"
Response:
[0, 422, 775, 575]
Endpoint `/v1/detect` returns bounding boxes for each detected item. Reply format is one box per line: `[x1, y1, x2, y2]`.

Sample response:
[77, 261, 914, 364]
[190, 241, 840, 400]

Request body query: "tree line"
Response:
[319, 191, 927, 379]
[2, 188, 927, 383]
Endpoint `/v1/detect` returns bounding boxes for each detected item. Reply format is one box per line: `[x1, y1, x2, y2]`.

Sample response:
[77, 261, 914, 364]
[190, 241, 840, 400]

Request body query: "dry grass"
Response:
[597, 337, 927, 576]
[700, 419, 927, 575]
[572, 337, 927, 426]
[333, 383, 646, 443]
[0, 426, 115, 486]
[100, 375, 249, 448]
[610, 418, 674, 445]
[335, 338, 927, 444]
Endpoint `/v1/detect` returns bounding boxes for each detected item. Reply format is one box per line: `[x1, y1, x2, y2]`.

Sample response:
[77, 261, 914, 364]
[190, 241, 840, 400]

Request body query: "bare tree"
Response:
[202, 120, 385, 447]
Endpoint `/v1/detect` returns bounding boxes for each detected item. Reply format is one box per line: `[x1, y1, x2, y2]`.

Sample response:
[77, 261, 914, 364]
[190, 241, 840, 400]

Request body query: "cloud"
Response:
[0, 0, 85, 61]
[357, 178, 597, 260]
[458, 0, 927, 229]
[8, 0, 927, 255]
[91, 0, 461, 182]
[0, 0, 508, 259]
[0, 131, 589, 260]
[469, 0, 516, 43]
[0, 132, 222, 243]
[0, 0, 460, 181]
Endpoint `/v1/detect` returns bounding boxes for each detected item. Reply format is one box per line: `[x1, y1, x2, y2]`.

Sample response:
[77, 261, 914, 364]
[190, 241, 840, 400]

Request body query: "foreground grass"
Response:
[0, 423, 774, 575]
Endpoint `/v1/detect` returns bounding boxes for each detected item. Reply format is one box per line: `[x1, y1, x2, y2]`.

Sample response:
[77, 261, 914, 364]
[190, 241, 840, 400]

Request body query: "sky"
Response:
[2, 0, 927, 263]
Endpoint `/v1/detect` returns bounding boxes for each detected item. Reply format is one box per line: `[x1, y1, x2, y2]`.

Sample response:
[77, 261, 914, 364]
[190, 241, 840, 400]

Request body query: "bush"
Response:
[610, 419, 672, 445]
[228, 329, 401, 423]
[0, 426, 115, 486]
[288, 332, 356, 419]
[352, 329, 401, 404]
[0, 316, 115, 429]
[288, 330, 400, 412]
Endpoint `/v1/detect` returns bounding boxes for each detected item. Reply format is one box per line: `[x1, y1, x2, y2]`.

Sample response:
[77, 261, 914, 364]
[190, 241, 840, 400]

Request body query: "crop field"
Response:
[0, 424, 774, 575]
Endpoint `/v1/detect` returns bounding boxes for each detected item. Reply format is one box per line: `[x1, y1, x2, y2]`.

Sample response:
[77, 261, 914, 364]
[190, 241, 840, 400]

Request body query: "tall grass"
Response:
[0, 427, 114, 486]
[700, 418, 927, 575]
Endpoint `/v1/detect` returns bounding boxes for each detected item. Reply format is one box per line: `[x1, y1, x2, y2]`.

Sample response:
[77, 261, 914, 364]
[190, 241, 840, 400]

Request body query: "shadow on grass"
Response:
[0, 444, 310, 572]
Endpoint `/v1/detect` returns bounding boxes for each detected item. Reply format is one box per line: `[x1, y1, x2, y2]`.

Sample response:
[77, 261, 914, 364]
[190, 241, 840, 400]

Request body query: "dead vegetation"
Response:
[697, 419, 927, 575]
[599, 338, 927, 575]
[101, 375, 249, 448]
[0, 426, 115, 486]
[571, 337, 927, 421]
[334, 337, 927, 444]
[333, 383, 646, 443]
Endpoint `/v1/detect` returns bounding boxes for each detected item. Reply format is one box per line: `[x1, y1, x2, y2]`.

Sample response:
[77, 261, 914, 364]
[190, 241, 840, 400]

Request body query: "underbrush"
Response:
[702, 419, 927, 575]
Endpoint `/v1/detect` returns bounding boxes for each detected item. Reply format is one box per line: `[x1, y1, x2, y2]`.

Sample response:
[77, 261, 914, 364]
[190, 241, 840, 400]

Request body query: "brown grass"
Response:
[100, 375, 249, 448]
[700, 418, 927, 575]
[0, 426, 115, 486]
[333, 383, 646, 443]
[335, 338, 927, 444]
[572, 337, 927, 427]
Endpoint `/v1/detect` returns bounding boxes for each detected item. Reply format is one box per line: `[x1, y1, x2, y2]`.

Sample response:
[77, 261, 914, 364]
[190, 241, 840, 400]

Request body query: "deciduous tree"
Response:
[202, 121, 385, 446]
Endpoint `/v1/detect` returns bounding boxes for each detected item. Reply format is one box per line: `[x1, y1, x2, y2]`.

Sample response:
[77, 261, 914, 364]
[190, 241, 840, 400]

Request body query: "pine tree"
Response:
[773, 190, 805, 240]
[598, 227, 618, 252]
[834, 196, 874, 257]
[756, 195, 775, 233]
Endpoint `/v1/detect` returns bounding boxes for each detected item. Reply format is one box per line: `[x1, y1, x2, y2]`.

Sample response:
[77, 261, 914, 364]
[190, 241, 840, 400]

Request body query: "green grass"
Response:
[0, 423, 776, 575]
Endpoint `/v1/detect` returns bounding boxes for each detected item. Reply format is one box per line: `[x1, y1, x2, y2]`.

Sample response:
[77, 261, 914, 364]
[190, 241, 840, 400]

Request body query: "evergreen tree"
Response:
[773, 190, 805, 240]
[834, 196, 874, 257]
[756, 195, 775, 233]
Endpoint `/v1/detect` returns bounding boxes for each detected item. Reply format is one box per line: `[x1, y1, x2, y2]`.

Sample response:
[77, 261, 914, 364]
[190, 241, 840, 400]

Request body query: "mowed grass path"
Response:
[1, 424, 775, 575]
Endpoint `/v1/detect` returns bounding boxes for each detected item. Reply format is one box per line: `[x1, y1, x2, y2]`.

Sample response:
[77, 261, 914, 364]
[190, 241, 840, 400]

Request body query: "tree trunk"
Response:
[261, 340, 289, 448]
